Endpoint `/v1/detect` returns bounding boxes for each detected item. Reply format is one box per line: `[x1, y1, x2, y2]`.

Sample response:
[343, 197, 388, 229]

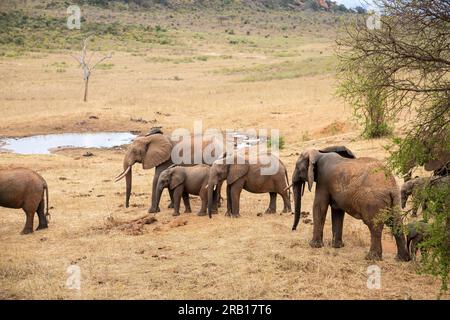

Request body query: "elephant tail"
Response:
[44, 182, 50, 221]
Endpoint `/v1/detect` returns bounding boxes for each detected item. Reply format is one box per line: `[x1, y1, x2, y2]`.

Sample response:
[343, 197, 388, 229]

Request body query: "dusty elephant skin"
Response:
[0, 168, 50, 234]
[114, 132, 221, 213]
[155, 164, 214, 216]
[207, 152, 291, 218]
[291, 146, 410, 261]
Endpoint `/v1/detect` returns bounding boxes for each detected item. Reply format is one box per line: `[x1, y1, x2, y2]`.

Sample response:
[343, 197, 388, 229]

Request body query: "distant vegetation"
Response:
[216, 55, 336, 81]
[0, 10, 172, 54]
[73, 0, 364, 12]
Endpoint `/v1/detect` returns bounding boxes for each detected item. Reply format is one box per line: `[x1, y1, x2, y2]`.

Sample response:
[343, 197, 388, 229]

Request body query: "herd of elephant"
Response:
[1, 129, 448, 263]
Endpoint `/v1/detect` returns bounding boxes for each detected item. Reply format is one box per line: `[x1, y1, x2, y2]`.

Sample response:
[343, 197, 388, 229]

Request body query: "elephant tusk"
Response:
[205, 184, 209, 189]
[114, 166, 131, 182]
[284, 183, 293, 192]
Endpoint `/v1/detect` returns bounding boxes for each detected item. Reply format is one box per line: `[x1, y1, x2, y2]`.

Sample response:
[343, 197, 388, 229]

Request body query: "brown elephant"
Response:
[115, 130, 221, 213]
[0, 168, 50, 234]
[401, 177, 428, 217]
[401, 176, 449, 217]
[406, 221, 429, 260]
[207, 152, 291, 217]
[291, 146, 410, 261]
[155, 164, 213, 216]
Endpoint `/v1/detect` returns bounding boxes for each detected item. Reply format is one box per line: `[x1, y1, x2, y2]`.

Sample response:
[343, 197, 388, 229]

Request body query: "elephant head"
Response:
[115, 134, 173, 207]
[291, 146, 355, 231]
[401, 177, 428, 209]
[154, 166, 186, 211]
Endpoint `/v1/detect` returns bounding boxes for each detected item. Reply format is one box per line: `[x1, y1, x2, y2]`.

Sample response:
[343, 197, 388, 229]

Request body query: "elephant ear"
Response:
[143, 134, 173, 170]
[227, 163, 249, 185]
[319, 146, 355, 159]
[306, 150, 320, 192]
[170, 169, 185, 190]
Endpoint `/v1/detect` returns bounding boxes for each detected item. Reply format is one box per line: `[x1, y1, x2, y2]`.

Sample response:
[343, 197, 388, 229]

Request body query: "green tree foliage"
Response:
[336, 0, 449, 291]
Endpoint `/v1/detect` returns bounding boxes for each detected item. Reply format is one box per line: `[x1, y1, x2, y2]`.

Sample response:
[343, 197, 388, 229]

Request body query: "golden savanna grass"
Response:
[0, 5, 447, 299]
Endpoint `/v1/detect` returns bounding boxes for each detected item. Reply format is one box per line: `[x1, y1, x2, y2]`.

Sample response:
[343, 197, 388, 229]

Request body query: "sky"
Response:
[334, 0, 375, 9]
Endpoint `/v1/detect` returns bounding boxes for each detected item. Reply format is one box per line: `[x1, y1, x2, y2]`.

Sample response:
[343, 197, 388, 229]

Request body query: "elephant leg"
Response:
[310, 193, 329, 248]
[265, 192, 277, 214]
[225, 184, 232, 216]
[168, 189, 174, 209]
[280, 189, 291, 213]
[387, 214, 410, 261]
[149, 162, 172, 213]
[182, 192, 192, 213]
[21, 204, 36, 235]
[172, 186, 184, 216]
[197, 188, 207, 216]
[36, 199, 48, 231]
[331, 208, 345, 248]
[365, 222, 383, 261]
[230, 179, 245, 218]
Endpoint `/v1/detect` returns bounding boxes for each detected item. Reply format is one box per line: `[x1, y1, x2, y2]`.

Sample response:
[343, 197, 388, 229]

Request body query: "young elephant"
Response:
[0, 168, 50, 234]
[155, 165, 211, 216]
[401, 176, 449, 217]
[401, 177, 428, 217]
[207, 152, 291, 217]
[406, 221, 429, 260]
[291, 146, 410, 261]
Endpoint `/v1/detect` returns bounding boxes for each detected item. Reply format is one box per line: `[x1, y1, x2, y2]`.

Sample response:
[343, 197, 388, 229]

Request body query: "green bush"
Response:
[267, 135, 285, 150]
[417, 183, 450, 294]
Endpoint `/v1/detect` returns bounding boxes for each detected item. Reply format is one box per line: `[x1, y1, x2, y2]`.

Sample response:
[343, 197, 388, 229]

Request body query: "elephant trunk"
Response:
[208, 183, 217, 218]
[292, 181, 304, 231]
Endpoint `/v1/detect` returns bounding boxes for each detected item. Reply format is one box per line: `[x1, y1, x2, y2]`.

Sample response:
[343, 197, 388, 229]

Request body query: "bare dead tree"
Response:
[72, 36, 112, 102]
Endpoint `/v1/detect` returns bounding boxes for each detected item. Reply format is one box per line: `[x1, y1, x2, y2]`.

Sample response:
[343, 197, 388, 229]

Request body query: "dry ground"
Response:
[0, 28, 447, 299]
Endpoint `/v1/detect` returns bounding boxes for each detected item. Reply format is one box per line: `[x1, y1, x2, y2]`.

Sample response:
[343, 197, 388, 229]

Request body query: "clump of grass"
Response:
[267, 135, 285, 150]
[301, 131, 310, 141]
[96, 63, 114, 70]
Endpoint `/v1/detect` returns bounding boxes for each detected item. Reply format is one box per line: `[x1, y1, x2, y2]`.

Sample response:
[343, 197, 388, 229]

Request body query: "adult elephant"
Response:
[115, 130, 220, 213]
[291, 146, 410, 261]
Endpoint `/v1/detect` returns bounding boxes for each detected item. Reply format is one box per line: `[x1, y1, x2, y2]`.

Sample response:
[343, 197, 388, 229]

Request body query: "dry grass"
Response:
[0, 10, 447, 299]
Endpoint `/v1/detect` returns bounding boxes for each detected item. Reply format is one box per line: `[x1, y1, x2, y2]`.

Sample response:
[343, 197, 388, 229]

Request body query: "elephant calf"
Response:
[155, 165, 211, 216]
[406, 221, 429, 260]
[401, 176, 449, 217]
[401, 177, 428, 217]
[0, 168, 50, 234]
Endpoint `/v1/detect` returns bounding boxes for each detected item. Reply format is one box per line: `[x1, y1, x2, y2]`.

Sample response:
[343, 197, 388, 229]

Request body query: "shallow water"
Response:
[0, 132, 137, 155]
